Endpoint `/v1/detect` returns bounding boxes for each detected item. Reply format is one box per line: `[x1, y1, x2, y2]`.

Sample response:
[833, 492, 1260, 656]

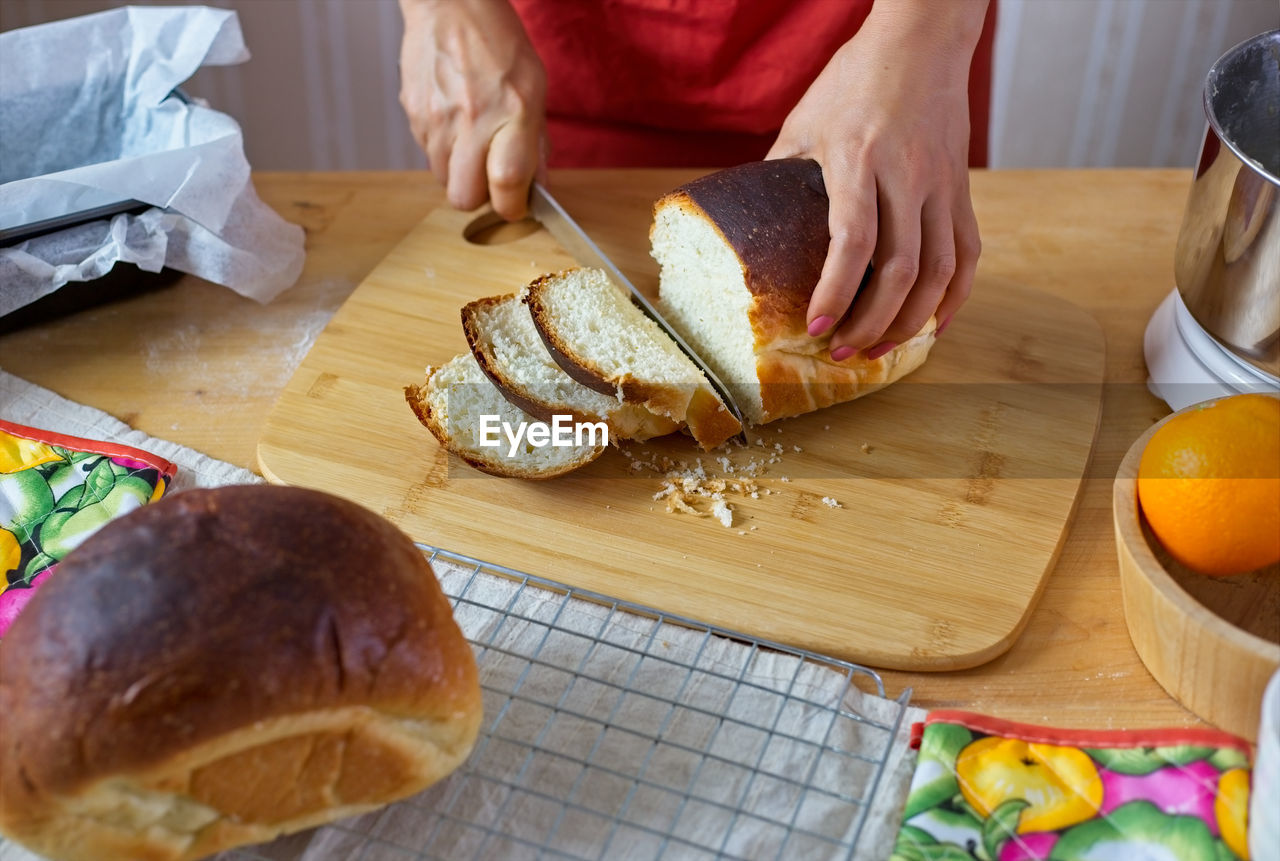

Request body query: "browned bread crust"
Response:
[0, 485, 482, 861]
[405, 374, 520, 478]
[523, 272, 623, 398]
[461, 293, 680, 441]
[751, 328, 934, 420]
[654, 158, 935, 424]
[463, 294, 568, 422]
[659, 158, 828, 319]
[405, 363, 603, 479]
[524, 270, 741, 450]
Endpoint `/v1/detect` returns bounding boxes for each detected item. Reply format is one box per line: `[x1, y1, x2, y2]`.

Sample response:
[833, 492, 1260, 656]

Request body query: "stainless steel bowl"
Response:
[1174, 29, 1280, 378]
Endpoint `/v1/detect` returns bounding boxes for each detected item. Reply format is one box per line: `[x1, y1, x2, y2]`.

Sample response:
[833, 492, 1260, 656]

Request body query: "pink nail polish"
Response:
[808, 315, 835, 337]
[830, 345, 855, 362]
[936, 314, 953, 336]
[866, 341, 898, 360]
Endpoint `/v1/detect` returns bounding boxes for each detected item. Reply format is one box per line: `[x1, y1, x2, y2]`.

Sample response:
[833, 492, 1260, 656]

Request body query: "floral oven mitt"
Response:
[893, 710, 1254, 861]
[0, 419, 176, 638]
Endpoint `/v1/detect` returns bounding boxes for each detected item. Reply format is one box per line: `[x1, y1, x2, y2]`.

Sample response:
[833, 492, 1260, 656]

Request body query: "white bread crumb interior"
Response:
[476, 292, 622, 420]
[535, 267, 708, 399]
[650, 205, 763, 422]
[421, 354, 603, 477]
[469, 292, 677, 441]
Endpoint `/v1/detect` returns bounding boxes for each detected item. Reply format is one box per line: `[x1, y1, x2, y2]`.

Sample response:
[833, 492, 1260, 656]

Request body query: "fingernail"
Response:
[830, 345, 856, 362]
[935, 314, 953, 336]
[808, 316, 835, 337]
[866, 342, 898, 360]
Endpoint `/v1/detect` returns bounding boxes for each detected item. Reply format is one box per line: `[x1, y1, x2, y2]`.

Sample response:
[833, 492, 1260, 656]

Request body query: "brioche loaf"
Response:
[409, 159, 938, 476]
[651, 158, 936, 425]
[462, 292, 680, 442]
[0, 485, 482, 861]
[405, 352, 606, 478]
[524, 268, 742, 450]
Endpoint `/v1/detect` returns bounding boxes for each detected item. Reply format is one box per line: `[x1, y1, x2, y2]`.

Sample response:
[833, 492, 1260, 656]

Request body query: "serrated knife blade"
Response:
[528, 182, 747, 439]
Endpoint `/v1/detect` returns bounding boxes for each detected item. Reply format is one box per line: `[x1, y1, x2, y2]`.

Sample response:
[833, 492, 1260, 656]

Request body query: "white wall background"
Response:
[3, 0, 1278, 171]
[991, 0, 1278, 167]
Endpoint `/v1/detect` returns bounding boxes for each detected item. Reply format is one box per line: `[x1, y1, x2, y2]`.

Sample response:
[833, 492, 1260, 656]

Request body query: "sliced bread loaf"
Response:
[405, 353, 605, 479]
[462, 293, 680, 442]
[650, 158, 935, 426]
[524, 268, 743, 450]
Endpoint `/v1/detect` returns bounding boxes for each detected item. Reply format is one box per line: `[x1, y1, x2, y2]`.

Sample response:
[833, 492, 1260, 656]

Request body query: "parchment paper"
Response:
[0, 6, 304, 316]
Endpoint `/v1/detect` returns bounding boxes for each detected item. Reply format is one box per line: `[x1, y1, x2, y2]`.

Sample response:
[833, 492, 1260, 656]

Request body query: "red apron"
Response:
[510, 0, 995, 168]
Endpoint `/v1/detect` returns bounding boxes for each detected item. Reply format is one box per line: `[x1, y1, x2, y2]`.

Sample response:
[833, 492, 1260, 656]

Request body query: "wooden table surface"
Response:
[0, 168, 1203, 731]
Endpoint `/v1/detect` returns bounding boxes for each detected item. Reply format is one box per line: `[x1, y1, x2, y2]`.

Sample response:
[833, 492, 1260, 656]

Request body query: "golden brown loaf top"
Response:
[655, 157, 830, 345]
[0, 484, 482, 861]
[652, 158, 935, 425]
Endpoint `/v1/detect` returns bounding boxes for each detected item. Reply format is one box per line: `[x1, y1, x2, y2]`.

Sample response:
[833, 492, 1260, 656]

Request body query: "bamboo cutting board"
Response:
[258, 193, 1105, 672]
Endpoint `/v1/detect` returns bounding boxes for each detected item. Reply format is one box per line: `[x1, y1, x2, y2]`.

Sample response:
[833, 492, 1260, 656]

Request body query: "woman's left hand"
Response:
[768, 0, 989, 360]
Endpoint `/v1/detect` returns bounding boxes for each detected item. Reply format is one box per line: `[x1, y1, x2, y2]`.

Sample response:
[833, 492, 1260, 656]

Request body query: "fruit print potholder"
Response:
[893, 710, 1254, 861]
[0, 419, 176, 638]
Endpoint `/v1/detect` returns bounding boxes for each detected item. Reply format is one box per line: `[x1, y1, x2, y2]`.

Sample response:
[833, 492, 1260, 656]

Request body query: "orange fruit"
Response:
[1137, 393, 1280, 576]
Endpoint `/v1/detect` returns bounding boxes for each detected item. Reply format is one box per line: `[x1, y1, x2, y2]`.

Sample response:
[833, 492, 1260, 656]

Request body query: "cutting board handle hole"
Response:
[464, 210, 541, 246]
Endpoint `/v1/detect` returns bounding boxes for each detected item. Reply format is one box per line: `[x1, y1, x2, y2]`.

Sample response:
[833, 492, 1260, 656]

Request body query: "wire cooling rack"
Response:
[220, 546, 915, 861]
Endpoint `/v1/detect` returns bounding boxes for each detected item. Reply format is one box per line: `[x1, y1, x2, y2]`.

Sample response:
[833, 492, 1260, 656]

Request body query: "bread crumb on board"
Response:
[711, 499, 733, 528]
[649, 457, 757, 527]
[627, 429, 851, 530]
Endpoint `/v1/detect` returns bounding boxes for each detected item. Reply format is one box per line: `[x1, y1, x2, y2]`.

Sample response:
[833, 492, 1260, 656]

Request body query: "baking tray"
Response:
[216, 546, 915, 861]
[0, 89, 191, 247]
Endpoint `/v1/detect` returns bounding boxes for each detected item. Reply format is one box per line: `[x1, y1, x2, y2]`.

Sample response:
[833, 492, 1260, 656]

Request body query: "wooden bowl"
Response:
[1113, 402, 1280, 741]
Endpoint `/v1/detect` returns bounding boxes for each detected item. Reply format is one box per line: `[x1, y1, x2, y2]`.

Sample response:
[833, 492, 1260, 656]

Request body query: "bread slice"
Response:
[405, 353, 605, 478]
[650, 158, 935, 426]
[525, 268, 742, 450]
[462, 293, 680, 442]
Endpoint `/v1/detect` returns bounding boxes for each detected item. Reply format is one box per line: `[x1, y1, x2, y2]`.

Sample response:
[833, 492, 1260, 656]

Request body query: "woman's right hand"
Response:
[398, 0, 547, 220]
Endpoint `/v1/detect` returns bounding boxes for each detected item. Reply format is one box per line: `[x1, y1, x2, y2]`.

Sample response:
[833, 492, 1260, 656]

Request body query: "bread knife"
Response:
[528, 183, 748, 440]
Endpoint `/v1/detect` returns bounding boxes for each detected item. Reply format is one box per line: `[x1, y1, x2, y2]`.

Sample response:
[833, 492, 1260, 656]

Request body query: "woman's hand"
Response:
[767, 0, 989, 359]
[398, 0, 547, 220]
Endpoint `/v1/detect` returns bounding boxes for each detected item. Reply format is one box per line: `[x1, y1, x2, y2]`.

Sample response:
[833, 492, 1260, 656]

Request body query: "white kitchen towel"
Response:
[0, 369, 260, 492]
[0, 369, 923, 860]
